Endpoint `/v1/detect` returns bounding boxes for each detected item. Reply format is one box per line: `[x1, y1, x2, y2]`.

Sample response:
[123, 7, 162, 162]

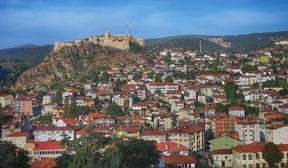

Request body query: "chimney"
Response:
[165, 145, 168, 150]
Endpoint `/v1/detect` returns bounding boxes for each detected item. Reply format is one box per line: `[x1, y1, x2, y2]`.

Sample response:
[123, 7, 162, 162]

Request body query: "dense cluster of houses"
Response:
[0, 45, 288, 167]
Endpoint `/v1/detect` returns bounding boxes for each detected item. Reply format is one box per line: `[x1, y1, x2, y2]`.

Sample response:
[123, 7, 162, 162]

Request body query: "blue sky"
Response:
[0, 0, 288, 48]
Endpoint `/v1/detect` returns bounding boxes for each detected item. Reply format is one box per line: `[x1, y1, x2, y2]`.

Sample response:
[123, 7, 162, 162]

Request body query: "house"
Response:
[82, 112, 114, 126]
[232, 143, 288, 168]
[4, 131, 29, 148]
[161, 155, 197, 168]
[157, 141, 189, 156]
[228, 106, 245, 117]
[26, 141, 66, 159]
[1, 123, 21, 138]
[167, 125, 205, 151]
[141, 129, 166, 143]
[210, 149, 233, 168]
[34, 125, 75, 142]
[277, 104, 288, 114]
[42, 95, 52, 105]
[153, 114, 173, 129]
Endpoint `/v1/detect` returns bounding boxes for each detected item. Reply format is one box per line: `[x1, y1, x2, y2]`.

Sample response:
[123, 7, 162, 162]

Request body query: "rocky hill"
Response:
[12, 35, 153, 91]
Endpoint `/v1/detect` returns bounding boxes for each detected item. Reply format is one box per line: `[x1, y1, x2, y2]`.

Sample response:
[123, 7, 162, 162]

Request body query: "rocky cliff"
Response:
[13, 40, 153, 91]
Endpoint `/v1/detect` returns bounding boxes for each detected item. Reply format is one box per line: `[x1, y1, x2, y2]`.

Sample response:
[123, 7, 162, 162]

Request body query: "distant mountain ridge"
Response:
[145, 31, 288, 52]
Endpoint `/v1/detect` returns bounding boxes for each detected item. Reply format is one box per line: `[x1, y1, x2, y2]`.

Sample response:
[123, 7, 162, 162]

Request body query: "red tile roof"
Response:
[162, 155, 197, 165]
[167, 125, 204, 134]
[7, 131, 29, 137]
[232, 143, 288, 153]
[278, 104, 288, 109]
[210, 149, 233, 155]
[229, 106, 244, 111]
[141, 129, 166, 136]
[35, 125, 74, 131]
[148, 82, 178, 87]
[32, 158, 57, 168]
[30, 141, 64, 151]
[157, 141, 188, 152]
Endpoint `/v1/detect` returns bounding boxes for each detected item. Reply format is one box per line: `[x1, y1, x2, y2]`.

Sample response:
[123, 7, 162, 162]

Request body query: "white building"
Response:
[34, 126, 75, 142]
[229, 106, 245, 117]
[265, 126, 288, 144]
[235, 121, 260, 144]
[146, 82, 178, 93]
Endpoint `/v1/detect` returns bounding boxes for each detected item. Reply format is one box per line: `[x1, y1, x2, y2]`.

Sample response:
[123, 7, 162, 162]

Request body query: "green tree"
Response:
[244, 106, 259, 116]
[58, 132, 160, 168]
[116, 138, 160, 168]
[99, 72, 111, 83]
[215, 103, 228, 113]
[163, 52, 172, 63]
[147, 71, 155, 80]
[53, 90, 62, 105]
[0, 143, 31, 168]
[224, 82, 241, 99]
[154, 73, 163, 82]
[263, 142, 283, 168]
[132, 72, 142, 81]
[105, 103, 124, 118]
[35, 91, 46, 104]
[34, 114, 52, 125]
[164, 75, 173, 82]
[65, 99, 78, 118]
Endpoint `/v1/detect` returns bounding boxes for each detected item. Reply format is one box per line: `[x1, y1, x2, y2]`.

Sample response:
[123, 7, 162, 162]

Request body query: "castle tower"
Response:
[103, 32, 110, 39]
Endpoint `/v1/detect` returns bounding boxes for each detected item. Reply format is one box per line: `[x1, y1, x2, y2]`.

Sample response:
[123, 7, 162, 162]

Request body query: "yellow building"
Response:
[259, 55, 269, 63]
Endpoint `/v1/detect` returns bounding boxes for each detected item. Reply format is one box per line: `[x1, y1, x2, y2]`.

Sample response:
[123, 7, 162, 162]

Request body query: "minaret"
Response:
[199, 40, 202, 53]
[128, 23, 132, 35]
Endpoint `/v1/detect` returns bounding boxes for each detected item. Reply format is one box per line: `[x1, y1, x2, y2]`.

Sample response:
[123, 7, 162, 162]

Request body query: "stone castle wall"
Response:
[53, 32, 145, 52]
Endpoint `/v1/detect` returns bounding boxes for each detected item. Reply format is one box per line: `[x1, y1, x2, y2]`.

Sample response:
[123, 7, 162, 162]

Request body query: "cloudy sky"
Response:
[0, 0, 288, 48]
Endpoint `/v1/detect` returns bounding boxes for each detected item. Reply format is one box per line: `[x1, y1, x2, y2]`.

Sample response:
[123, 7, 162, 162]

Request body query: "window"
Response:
[256, 153, 260, 159]
[248, 164, 253, 168]
[243, 154, 247, 160]
[243, 164, 247, 168]
[256, 163, 260, 168]
[248, 154, 253, 160]
[262, 163, 267, 168]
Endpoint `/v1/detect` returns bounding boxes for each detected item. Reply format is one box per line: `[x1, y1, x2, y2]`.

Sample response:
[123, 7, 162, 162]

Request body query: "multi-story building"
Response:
[265, 125, 288, 144]
[235, 120, 260, 144]
[167, 125, 204, 151]
[146, 82, 178, 93]
[214, 114, 239, 136]
[229, 106, 245, 117]
[0, 94, 13, 108]
[141, 129, 166, 143]
[34, 126, 75, 142]
[14, 97, 33, 116]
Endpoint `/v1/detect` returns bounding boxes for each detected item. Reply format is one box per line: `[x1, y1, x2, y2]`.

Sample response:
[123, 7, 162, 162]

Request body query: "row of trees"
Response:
[58, 132, 160, 168]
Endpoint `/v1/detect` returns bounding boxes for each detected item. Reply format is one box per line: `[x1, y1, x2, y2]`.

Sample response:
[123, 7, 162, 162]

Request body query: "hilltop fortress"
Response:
[54, 32, 145, 51]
